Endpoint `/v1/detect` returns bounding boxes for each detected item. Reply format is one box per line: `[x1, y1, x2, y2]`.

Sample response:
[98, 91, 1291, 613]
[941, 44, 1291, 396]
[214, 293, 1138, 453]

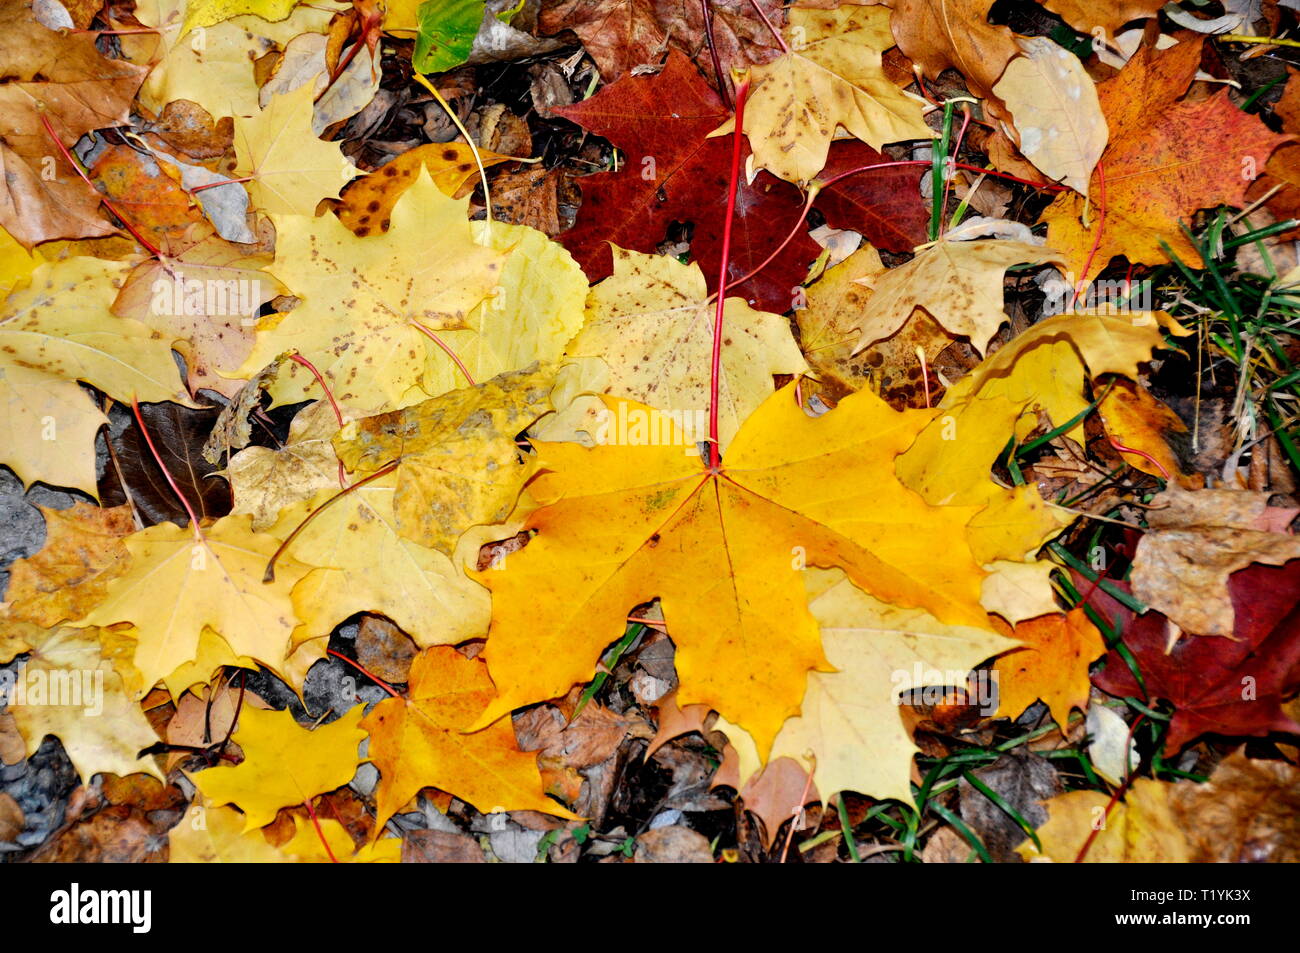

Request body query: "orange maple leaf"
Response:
[1042, 39, 1289, 281]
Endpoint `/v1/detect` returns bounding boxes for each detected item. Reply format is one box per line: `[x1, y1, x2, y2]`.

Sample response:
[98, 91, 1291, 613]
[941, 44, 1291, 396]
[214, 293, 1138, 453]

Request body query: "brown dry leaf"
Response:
[797, 244, 963, 408]
[739, 756, 819, 848]
[646, 689, 713, 759]
[1130, 486, 1300, 636]
[402, 828, 487, 863]
[634, 825, 714, 863]
[0, 0, 148, 247]
[889, 0, 1019, 104]
[354, 615, 419, 684]
[491, 166, 565, 236]
[1171, 750, 1300, 862]
[4, 504, 134, 627]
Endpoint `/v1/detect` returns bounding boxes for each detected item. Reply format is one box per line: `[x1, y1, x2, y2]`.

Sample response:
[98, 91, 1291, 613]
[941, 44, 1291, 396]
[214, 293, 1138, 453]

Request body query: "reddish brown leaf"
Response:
[1091, 561, 1300, 753]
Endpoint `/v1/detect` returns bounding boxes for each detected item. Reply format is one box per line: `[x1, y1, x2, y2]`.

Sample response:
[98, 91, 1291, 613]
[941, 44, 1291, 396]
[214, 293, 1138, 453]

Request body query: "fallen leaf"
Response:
[237, 167, 506, 413]
[471, 389, 990, 757]
[74, 514, 313, 694]
[851, 239, 1065, 356]
[189, 704, 366, 831]
[333, 363, 554, 554]
[3, 504, 134, 627]
[226, 400, 343, 531]
[1092, 561, 1300, 753]
[994, 36, 1107, 196]
[1170, 749, 1300, 862]
[553, 51, 822, 313]
[362, 645, 567, 828]
[1017, 778, 1191, 862]
[0, 0, 148, 247]
[992, 607, 1106, 730]
[1130, 486, 1300, 637]
[744, 4, 930, 184]
[889, 0, 1019, 104]
[1041, 39, 1288, 281]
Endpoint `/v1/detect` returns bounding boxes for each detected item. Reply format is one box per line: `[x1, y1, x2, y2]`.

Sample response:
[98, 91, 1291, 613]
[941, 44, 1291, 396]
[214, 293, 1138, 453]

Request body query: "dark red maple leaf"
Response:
[554, 51, 927, 313]
[1090, 560, 1300, 754]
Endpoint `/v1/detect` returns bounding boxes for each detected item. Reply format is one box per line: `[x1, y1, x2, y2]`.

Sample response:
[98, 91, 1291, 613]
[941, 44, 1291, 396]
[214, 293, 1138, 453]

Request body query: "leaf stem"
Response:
[747, 0, 789, 54]
[411, 320, 477, 386]
[39, 114, 164, 260]
[411, 71, 493, 233]
[700, 0, 732, 110]
[708, 76, 751, 470]
[263, 461, 399, 582]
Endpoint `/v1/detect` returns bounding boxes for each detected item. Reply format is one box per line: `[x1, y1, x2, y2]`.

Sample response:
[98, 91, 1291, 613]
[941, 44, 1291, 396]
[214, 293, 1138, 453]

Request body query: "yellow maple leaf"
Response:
[170, 801, 306, 863]
[227, 400, 343, 531]
[269, 474, 490, 649]
[897, 310, 1187, 507]
[852, 240, 1066, 357]
[334, 363, 554, 555]
[189, 704, 367, 831]
[182, 0, 303, 35]
[742, 5, 930, 183]
[4, 624, 162, 781]
[1018, 778, 1192, 862]
[363, 645, 568, 829]
[563, 247, 807, 453]
[718, 568, 1015, 802]
[234, 83, 358, 217]
[470, 388, 989, 756]
[73, 514, 313, 694]
[237, 168, 506, 413]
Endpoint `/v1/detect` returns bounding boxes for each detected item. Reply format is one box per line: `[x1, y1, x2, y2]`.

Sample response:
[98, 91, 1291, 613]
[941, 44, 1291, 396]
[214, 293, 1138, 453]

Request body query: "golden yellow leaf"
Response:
[471, 389, 988, 756]
[269, 474, 491, 649]
[74, 515, 312, 695]
[182, 0, 302, 34]
[282, 816, 402, 862]
[993, 607, 1106, 730]
[189, 704, 366, 831]
[169, 801, 304, 862]
[5, 625, 162, 781]
[1018, 778, 1192, 862]
[234, 83, 357, 218]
